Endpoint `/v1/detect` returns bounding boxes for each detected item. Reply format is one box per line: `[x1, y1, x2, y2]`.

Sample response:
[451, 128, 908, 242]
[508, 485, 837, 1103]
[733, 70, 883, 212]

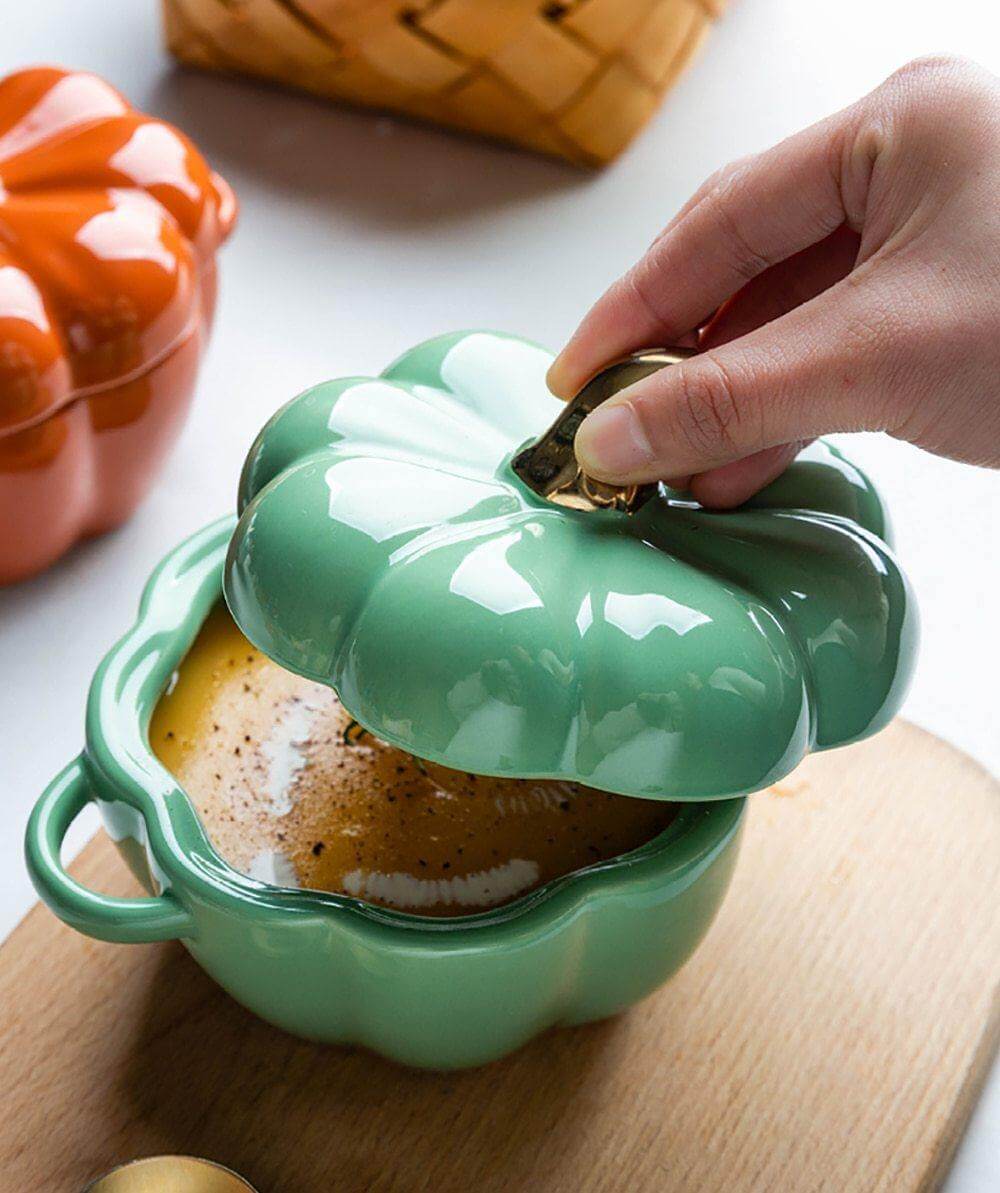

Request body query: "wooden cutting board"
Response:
[1, 721, 998, 1193]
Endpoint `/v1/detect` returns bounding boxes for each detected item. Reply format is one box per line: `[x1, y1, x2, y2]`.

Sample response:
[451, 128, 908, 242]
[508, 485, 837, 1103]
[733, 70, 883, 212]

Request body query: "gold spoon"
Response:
[84, 1155, 257, 1192]
[512, 347, 694, 514]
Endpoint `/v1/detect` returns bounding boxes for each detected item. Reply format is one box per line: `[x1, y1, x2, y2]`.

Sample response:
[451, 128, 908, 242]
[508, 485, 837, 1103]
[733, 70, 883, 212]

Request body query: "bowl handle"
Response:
[25, 757, 195, 943]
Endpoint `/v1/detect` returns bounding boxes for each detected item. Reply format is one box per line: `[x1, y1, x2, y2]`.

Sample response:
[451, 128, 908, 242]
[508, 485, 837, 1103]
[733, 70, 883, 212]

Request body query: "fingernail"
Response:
[574, 402, 654, 479]
[546, 355, 574, 400]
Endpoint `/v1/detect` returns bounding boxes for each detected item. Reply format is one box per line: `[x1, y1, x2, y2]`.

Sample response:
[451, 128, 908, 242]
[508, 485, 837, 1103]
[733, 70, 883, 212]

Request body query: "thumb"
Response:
[573, 270, 912, 487]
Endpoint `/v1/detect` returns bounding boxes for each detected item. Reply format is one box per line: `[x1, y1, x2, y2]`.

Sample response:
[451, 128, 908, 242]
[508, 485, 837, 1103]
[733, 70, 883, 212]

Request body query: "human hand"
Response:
[548, 56, 1000, 507]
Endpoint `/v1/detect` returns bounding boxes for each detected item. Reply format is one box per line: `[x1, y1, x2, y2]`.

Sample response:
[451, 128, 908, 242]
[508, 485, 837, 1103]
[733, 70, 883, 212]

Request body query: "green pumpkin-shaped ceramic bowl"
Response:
[25, 331, 916, 1069]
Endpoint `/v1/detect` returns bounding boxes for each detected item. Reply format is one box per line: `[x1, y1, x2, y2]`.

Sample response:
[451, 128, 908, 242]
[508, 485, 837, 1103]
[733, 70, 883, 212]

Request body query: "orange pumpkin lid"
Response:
[0, 66, 236, 436]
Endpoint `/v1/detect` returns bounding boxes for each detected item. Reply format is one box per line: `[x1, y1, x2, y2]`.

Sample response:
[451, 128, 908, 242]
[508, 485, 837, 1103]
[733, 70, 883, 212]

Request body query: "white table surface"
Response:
[1, 1, 997, 1186]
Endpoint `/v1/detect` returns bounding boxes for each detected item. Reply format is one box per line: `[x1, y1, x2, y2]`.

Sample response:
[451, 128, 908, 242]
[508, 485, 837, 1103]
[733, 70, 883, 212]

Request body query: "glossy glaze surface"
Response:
[0, 66, 235, 583]
[151, 603, 677, 916]
[226, 331, 918, 801]
[26, 519, 744, 1068]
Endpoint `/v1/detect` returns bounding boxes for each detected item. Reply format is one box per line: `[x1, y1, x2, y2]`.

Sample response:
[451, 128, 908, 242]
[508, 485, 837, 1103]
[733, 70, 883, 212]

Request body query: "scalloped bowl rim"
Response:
[82, 516, 745, 940]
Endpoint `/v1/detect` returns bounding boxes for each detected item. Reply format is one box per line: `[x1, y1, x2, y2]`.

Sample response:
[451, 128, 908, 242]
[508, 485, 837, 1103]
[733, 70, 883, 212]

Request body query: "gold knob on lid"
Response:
[512, 347, 694, 514]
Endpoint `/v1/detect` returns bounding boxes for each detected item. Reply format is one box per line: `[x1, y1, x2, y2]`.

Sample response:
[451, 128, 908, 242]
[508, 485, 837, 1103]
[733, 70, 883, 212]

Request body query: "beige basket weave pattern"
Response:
[163, 0, 723, 165]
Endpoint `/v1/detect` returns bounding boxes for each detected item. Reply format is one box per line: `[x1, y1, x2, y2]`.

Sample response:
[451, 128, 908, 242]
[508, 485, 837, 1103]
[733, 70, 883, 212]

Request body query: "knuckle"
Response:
[624, 256, 671, 329]
[879, 55, 1000, 144]
[705, 156, 754, 203]
[650, 159, 747, 244]
[839, 56, 1000, 224]
[886, 53, 980, 92]
[670, 356, 746, 456]
[685, 157, 754, 216]
[711, 183, 773, 282]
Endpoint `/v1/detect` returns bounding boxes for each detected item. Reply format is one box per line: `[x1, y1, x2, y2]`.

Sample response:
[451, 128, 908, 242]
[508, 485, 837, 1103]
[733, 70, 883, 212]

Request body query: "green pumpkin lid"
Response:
[223, 330, 918, 801]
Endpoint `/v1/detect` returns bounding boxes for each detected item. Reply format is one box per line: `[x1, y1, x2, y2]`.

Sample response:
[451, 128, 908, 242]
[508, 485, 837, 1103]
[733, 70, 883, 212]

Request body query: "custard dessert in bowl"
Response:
[151, 604, 678, 917]
[26, 519, 745, 1069]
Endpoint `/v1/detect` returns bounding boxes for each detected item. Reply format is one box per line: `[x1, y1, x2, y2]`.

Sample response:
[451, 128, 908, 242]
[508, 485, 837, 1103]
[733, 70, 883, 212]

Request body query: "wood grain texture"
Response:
[1, 720, 997, 1192]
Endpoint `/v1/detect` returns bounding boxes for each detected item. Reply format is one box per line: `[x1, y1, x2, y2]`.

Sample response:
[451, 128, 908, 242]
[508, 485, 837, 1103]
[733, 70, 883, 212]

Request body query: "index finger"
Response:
[547, 105, 866, 398]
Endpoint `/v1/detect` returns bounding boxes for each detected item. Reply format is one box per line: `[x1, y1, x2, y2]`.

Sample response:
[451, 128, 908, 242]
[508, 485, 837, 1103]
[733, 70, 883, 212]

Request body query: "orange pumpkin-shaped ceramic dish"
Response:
[0, 66, 235, 584]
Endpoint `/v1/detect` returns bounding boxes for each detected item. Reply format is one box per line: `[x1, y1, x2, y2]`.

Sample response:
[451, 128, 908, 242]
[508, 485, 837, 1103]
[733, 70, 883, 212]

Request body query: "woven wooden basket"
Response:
[162, 0, 724, 166]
